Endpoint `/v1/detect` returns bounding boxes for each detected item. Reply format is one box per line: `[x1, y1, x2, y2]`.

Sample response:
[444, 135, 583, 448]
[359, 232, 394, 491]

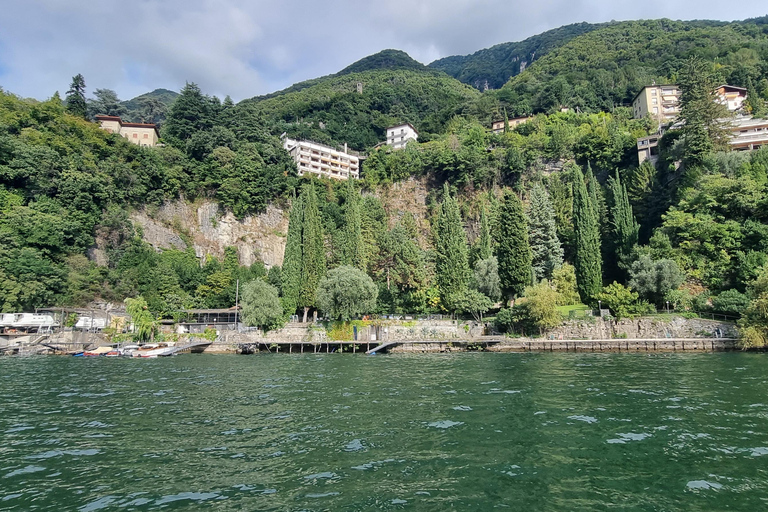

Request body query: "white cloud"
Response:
[0, 0, 766, 102]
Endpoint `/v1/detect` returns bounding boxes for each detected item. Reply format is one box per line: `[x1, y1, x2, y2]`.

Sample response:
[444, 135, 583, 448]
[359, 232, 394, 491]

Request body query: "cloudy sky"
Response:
[1, 1, 766, 102]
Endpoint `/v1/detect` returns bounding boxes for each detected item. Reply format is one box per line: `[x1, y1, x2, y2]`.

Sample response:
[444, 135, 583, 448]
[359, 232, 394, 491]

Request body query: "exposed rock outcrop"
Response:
[130, 200, 289, 267]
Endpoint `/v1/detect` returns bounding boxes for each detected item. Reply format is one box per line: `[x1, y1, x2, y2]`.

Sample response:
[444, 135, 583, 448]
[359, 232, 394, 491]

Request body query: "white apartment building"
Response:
[386, 123, 418, 149]
[636, 115, 768, 164]
[95, 115, 159, 147]
[282, 137, 360, 180]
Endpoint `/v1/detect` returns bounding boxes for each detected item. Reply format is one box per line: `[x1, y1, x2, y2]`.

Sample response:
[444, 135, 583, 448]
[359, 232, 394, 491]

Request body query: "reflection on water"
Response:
[1, 353, 767, 510]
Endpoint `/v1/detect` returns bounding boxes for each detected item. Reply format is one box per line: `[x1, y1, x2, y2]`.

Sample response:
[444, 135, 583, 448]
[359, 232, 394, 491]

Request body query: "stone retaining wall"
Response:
[546, 317, 736, 340]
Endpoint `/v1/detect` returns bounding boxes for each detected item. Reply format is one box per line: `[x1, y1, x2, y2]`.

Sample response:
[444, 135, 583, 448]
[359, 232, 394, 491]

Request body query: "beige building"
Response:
[282, 137, 360, 180]
[491, 116, 533, 134]
[95, 115, 159, 147]
[632, 85, 681, 125]
[386, 123, 418, 149]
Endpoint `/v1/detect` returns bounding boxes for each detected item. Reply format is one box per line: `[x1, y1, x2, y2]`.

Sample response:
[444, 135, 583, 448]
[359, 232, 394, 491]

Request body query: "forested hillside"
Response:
[429, 22, 604, 90]
[494, 17, 768, 115]
[3, 16, 768, 346]
[236, 50, 481, 150]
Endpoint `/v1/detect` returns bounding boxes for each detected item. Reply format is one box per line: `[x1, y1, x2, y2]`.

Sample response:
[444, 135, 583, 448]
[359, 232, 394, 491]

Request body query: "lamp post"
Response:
[598, 300, 602, 317]
[666, 301, 670, 314]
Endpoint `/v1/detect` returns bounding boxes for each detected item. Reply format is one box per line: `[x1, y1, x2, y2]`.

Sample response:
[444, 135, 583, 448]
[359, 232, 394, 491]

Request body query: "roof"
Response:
[94, 115, 122, 121]
[386, 122, 418, 134]
[716, 84, 747, 93]
[632, 84, 679, 103]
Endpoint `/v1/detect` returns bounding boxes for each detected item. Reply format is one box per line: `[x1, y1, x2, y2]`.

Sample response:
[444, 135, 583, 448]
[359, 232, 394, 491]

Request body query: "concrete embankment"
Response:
[1, 316, 740, 355]
[214, 316, 739, 354]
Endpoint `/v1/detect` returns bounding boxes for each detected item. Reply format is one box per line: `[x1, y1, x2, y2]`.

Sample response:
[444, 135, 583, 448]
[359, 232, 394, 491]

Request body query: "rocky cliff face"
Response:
[130, 177, 437, 267]
[131, 200, 289, 267]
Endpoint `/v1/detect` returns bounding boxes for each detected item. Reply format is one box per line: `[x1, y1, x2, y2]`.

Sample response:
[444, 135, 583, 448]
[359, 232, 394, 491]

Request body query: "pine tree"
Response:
[341, 180, 365, 270]
[607, 171, 639, 278]
[496, 190, 533, 301]
[527, 184, 563, 281]
[299, 184, 326, 322]
[281, 193, 304, 319]
[65, 74, 87, 119]
[573, 166, 603, 304]
[679, 57, 731, 166]
[745, 77, 766, 117]
[434, 183, 470, 302]
[163, 82, 213, 145]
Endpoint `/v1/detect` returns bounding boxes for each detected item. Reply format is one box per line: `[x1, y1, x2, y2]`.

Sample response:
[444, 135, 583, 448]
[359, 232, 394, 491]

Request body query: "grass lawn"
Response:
[556, 304, 591, 317]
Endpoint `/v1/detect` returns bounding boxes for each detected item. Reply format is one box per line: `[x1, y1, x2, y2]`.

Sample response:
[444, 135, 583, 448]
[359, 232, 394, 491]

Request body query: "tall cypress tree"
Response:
[341, 180, 365, 270]
[607, 171, 639, 278]
[281, 193, 304, 319]
[471, 206, 493, 266]
[496, 190, 532, 301]
[299, 184, 326, 322]
[573, 166, 602, 304]
[65, 74, 87, 119]
[434, 183, 470, 302]
[527, 183, 563, 281]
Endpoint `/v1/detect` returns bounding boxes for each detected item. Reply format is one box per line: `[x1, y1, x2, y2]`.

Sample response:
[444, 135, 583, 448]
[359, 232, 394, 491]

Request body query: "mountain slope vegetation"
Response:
[494, 17, 768, 115]
[236, 53, 481, 149]
[429, 22, 604, 90]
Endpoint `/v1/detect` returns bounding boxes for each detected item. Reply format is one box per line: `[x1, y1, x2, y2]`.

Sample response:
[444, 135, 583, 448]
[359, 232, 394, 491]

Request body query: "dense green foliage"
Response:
[434, 184, 471, 302]
[496, 190, 532, 300]
[606, 170, 639, 278]
[572, 166, 602, 304]
[237, 54, 481, 150]
[65, 74, 87, 119]
[495, 18, 768, 115]
[316, 265, 378, 321]
[527, 184, 563, 280]
[240, 279, 284, 331]
[430, 22, 603, 90]
[5, 16, 768, 333]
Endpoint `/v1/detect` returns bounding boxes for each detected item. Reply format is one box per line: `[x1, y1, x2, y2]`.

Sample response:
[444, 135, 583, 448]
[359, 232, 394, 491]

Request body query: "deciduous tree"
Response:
[316, 265, 377, 321]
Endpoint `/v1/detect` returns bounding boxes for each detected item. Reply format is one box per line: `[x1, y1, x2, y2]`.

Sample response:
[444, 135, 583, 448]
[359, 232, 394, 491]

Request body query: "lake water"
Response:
[1, 353, 767, 511]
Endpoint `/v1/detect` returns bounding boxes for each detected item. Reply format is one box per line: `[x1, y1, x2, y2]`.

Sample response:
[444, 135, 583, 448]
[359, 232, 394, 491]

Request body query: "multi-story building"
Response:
[730, 116, 768, 151]
[282, 137, 360, 180]
[386, 123, 418, 149]
[491, 116, 534, 134]
[636, 116, 768, 164]
[636, 135, 661, 165]
[715, 85, 747, 112]
[632, 85, 681, 125]
[95, 115, 159, 147]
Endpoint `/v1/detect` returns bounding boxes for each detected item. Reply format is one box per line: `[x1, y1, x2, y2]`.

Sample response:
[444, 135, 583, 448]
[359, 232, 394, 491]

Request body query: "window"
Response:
[144, 133, 148, 139]
[133, 133, 138, 138]
[652, 98, 658, 105]
[652, 107, 658, 114]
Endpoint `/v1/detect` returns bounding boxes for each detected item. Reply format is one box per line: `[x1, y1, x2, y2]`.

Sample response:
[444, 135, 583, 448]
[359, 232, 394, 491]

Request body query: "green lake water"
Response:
[1, 353, 767, 511]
